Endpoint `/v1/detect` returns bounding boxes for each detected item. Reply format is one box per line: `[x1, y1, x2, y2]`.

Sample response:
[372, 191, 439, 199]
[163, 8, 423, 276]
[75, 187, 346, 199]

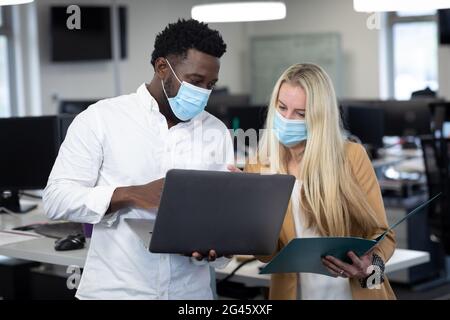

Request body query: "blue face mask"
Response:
[273, 109, 308, 147]
[161, 59, 212, 121]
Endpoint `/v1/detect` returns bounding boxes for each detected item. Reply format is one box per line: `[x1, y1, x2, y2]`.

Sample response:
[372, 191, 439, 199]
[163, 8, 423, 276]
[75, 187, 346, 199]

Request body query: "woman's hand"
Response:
[227, 164, 242, 173]
[321, 248, 375, 279]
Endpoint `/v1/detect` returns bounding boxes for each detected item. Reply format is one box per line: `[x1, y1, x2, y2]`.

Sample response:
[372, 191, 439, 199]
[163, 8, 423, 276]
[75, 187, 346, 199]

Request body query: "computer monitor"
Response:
[345, 105, 385, 149]
[381, 100, 433, 137]
[50, 6, 127, 61]
[0, 116, 61, 213]
[59, 99, 98, 115]
[227, 106, 268, 132]
[58, 114, 76, 143]
[225, 106, 268, 164]
[206, 94, 250, 123]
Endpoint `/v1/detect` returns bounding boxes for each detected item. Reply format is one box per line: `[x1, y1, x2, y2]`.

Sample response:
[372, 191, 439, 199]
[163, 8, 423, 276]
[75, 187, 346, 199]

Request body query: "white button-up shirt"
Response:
[43, 84, 234, 300]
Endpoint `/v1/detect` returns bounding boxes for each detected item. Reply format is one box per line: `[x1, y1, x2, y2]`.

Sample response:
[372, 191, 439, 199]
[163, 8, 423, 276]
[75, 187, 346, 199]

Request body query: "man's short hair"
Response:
[151, 19, 227, 67]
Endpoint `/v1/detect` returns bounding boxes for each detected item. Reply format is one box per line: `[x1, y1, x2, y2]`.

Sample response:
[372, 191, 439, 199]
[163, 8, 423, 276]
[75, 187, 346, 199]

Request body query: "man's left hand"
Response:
[191, 250, 232, 262]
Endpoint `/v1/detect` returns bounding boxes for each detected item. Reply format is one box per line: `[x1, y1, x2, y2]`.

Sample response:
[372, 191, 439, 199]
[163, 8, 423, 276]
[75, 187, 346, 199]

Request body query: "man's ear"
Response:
[154, 57, 168, 80]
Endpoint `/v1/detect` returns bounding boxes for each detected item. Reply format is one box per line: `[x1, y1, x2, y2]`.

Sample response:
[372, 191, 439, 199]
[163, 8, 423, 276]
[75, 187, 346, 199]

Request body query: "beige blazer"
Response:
[245, 142, 396, 300]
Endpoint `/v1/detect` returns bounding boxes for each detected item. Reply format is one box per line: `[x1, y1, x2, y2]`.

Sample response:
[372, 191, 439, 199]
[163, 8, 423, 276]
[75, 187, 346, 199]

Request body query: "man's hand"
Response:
[129, 178, 165, 210]
[190, 250, 233, 262]
[108, 178, 165, 213]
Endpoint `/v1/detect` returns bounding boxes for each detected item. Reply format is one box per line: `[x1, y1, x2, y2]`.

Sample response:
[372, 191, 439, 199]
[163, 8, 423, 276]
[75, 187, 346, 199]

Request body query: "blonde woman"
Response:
[230, 63, 396, 300]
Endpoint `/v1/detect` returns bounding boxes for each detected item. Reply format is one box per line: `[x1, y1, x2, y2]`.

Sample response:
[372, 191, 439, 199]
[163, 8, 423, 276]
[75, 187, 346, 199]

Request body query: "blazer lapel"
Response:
[280, 207, 296, 245]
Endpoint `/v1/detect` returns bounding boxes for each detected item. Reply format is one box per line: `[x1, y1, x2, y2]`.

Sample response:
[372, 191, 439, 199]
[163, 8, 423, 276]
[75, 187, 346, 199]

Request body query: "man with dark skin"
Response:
[44, 19, 234, 299]
[109, 49, 221, 261]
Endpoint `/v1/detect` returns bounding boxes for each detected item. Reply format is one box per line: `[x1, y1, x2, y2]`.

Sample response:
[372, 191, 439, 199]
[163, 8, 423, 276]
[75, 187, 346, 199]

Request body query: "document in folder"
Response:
[260, 193, 441, 276]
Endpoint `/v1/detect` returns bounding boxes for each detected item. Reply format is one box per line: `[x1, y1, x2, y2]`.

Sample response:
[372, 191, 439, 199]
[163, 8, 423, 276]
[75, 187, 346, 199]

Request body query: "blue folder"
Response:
[259, 193, 441, 276]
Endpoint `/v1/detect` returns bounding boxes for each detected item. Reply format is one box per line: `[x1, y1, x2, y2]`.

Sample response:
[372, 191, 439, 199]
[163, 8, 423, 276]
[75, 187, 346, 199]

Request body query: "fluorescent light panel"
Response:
[0, 0, 33, 5]
[192, 1, 286, 23]
[354, 0, 450, 12]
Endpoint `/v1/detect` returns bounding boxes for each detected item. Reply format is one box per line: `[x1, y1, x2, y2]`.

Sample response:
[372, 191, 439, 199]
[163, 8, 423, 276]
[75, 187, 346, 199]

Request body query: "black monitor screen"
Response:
[227, 106, 268, 132]
[50, 6, 127, 61]
[58, 114, 76, 143]
[382, 101, 432, 136]
[346, 106, 384, 148]
[0, 116, 60, 190]
[439, 9, 450, 45]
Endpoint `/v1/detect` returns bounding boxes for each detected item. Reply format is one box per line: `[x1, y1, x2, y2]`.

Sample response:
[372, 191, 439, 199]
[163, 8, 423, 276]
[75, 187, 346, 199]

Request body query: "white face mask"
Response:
[273, 109, 308, 147]
[162, 59, 212, 121]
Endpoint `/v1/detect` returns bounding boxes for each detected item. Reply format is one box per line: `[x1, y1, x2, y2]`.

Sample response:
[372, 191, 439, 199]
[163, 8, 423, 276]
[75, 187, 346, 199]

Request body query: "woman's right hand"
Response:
[227, 164, 243, 173]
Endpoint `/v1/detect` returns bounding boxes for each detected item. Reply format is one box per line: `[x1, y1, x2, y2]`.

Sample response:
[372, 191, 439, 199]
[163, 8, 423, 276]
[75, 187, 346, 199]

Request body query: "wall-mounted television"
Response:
[50, 6, 127, 62]
[439, 9, 450, 45]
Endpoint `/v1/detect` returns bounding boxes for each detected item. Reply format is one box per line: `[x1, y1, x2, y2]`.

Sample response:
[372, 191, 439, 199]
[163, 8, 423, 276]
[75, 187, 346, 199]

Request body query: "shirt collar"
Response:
[136, 83, 159, 113]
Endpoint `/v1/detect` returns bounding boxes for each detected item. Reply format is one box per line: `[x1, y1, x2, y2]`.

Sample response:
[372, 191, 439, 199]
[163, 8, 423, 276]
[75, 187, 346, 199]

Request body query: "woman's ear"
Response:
[154, 57, 168, 80]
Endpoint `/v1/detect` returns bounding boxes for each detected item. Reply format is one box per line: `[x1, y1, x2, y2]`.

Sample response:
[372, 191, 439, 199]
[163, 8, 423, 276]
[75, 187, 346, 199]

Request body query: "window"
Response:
[388, 11, 438, 100]
[0, 7, 12, 117]
[396, 10, 437, 17]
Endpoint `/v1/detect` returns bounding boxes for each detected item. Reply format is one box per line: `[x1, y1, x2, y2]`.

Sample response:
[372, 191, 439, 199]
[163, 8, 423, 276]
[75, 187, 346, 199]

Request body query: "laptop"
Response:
[127, 169, 295, 256]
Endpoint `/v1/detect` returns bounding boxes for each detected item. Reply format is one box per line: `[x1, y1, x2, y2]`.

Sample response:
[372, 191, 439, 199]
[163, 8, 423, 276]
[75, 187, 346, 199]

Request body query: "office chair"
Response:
[411, 87, 437, 99]
[420, 136, 450, 255]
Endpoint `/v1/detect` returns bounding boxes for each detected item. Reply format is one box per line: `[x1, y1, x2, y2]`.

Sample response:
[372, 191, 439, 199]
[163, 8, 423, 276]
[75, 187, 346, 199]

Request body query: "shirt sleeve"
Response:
[43, 106, 119, 226]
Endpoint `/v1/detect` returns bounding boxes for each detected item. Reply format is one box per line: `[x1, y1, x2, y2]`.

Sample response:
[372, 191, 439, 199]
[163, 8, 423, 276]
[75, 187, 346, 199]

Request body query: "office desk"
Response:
[0, 205, 430, 287]
[0, 204, 86, 267]
[372, 147, 423, 169]
[0, 237, 87, 267]
[0, 234, 430, 288]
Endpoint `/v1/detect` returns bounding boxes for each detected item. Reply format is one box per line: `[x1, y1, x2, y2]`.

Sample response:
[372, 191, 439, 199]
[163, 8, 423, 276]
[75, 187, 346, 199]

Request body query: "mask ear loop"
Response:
[165, 59, 182, 84]
[161, 80, 170, 99]
[161, 59, 181, 100]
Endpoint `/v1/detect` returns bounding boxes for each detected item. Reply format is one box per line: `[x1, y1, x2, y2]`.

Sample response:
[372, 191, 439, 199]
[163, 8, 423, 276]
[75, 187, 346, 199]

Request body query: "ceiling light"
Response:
[0, 0, 34, 6]
[354, 0, 450, 12]
[192, 1, 286, 23]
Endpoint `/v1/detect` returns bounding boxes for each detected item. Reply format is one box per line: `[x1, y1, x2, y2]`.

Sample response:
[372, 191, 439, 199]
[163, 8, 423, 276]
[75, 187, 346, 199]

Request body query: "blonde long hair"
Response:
[258, 63, 380, 238]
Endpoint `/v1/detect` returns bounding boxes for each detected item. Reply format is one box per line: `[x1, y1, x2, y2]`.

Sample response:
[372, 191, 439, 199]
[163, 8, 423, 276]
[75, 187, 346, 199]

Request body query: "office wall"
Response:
[246, 0, 381, 99]
[36, 0, 248, 115]
[34, 0, 382, 115]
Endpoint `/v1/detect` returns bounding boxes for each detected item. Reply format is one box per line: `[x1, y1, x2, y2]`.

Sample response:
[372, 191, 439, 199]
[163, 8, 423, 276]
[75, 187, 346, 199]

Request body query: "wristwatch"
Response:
[359, 253, 385, 288]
